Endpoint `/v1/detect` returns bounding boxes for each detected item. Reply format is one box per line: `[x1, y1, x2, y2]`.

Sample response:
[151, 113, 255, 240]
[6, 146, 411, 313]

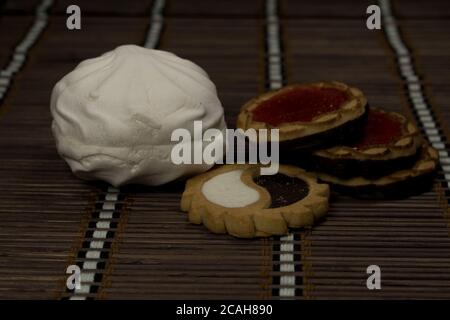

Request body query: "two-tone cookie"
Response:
[237, 82, 367, 150]
[291, 108, 423, 179]
[181, 164, 329, 238]
[317, 145, 438, 199]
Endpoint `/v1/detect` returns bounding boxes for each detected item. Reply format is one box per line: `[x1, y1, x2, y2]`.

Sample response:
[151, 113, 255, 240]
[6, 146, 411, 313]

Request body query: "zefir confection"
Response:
[181, 164, 329, 238]
[51, 45, 227, 186]
[237, 82, 367, 150]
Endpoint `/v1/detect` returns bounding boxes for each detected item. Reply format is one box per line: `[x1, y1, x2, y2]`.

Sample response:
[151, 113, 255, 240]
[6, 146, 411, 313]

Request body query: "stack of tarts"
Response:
[237, 81, 438, 198]
[181, 81, 439, 238]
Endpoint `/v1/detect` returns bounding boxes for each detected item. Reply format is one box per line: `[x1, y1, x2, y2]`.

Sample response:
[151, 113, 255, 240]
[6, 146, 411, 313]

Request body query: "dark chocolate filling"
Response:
[254, 173, 309, 208]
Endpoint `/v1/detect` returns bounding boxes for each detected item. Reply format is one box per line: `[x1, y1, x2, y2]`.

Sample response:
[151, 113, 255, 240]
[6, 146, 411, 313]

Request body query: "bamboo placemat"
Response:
[0, 0, 449, 299]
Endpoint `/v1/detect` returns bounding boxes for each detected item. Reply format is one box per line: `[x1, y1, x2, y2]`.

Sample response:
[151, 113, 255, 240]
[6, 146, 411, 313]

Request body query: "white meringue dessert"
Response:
[51, 45, 227, 186]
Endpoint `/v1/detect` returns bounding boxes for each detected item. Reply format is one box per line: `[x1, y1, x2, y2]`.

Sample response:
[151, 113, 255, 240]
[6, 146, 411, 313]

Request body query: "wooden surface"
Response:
[0, 0, 449, 299]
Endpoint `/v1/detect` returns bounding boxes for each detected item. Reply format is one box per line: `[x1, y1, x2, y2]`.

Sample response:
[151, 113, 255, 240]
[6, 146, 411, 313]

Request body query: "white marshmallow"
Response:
[51, 45, 226, 186]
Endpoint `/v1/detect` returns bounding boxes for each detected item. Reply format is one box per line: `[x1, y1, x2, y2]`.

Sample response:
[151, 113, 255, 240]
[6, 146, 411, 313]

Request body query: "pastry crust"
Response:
[180, 164, 330, 238]
[237, 81, 367, 143]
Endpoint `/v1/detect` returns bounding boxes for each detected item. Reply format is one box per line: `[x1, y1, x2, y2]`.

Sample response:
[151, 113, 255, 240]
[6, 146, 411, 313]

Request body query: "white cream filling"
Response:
[201, 169, 260, 208]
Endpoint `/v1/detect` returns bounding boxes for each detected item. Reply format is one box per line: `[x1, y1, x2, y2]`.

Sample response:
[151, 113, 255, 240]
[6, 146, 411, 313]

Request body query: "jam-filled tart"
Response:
[237, 82, 367, 149]
[181, 164, 329, 238]
[292, 108, 423, 179]
[316, 144, 438, 199]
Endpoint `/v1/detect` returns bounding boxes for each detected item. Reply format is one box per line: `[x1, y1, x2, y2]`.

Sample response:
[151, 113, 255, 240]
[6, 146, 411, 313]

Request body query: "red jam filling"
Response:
[251, 87, 349, 126]
[353, 110, 403, 149]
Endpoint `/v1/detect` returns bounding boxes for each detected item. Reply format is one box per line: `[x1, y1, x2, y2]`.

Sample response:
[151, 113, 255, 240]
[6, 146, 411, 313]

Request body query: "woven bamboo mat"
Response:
[0, 0, 449, 299]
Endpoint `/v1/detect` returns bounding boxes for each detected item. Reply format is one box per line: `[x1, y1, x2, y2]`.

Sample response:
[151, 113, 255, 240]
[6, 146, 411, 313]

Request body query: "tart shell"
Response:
[317, 145, 438, 199]
[237, 81, 367, 150]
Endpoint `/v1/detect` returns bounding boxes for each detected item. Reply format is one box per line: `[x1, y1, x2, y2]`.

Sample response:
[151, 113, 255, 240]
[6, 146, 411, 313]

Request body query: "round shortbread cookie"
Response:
[181, 164, 329, 238]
